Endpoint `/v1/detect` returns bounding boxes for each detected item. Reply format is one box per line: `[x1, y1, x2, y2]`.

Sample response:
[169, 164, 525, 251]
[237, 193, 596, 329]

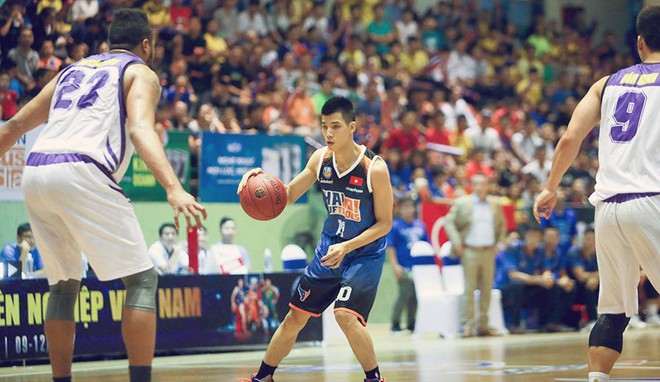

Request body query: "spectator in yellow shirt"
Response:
[143, 0, 171, 29]
[398, 36, 429, 76]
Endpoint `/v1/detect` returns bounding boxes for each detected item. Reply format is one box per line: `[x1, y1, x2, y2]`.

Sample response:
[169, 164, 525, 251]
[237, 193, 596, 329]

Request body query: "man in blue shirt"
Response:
[387, 197, 428, 333]
[566, 229, 599, 326]
[497, 227, 563, 333]
[540, 187, 577, 256]
[1, 223, 44, 278]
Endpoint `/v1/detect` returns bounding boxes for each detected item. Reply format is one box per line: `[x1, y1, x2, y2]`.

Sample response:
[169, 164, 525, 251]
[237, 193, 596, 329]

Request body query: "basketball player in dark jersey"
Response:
[238, 97, 393, 382]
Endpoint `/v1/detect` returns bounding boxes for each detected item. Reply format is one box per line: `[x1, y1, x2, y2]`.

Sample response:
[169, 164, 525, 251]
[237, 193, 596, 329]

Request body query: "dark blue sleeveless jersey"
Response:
[316, 145, 386, 256]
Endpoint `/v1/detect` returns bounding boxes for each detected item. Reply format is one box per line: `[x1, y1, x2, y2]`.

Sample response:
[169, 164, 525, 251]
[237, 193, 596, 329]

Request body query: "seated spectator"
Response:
[71, 0, 99, 25]
[521, 145, 552, 185]
[242, 103, 268, 134]
[208, 217, 251, 275]
[0, 72, 20, 120]
[384, 109, 423, 158]
[1, 223, 44, 278]
[148, 223, 185, 275]
[38, 40, 62, 71]
[286, 77, 317, 136]
[465, 110, 502, 159]
[8, 26, 39, 91]
[143, 0, 171, 30]
[356, 81, 382, 125]
[218, 105, 242, 134]
[511, 118, 543, 165]
[312, 78, 334, 114]
[497, 227, 564, 333]
[541, 227, 577, 328]
[237, 0, 269, 39]
[424, 112, 451, 146]
[566, 229, 599, 328]
[449, 115, 474, 161]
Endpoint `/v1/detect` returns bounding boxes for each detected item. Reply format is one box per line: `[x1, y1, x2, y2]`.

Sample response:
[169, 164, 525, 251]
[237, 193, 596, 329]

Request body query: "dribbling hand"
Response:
[533, 188, 558, 223]
[321, 242, 350, 269]
[237, 167, 263, 194]
[168, 189, 207, 230]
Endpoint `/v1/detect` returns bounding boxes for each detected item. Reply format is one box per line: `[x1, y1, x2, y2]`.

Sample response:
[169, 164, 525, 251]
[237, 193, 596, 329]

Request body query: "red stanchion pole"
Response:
[187, 227, 198, 274]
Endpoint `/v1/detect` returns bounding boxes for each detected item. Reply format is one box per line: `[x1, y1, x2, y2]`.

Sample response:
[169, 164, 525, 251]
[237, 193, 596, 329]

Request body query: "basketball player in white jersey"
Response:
[534, 5, 660, 382]
[0, 9, 206, 382]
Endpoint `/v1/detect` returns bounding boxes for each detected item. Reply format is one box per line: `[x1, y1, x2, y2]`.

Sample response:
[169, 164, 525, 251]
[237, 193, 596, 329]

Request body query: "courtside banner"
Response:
[120, 131, 191, 201]
[0, 123, 44, 201]
[199, 133, 305, 203]
[0, 273, 322, 363]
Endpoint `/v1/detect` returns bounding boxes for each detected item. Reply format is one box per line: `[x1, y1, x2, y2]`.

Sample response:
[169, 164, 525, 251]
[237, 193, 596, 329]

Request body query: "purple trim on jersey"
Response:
[607, 63, 660, 88]
[603, 192, 660, 203]
[105, 137, 119, 170]
[109, 183, 128, 198]
[26, 152, 118, 185]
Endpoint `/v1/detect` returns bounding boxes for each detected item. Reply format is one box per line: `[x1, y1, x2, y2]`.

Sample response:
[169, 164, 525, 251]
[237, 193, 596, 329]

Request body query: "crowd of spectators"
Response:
[2, 0, 657, 332]
[0, 0, 627, 217]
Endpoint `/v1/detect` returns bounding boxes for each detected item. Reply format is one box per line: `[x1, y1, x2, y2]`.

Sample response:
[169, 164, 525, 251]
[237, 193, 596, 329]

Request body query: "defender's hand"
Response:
[533, 188, 558, 223]
[168, 189, 206, 230]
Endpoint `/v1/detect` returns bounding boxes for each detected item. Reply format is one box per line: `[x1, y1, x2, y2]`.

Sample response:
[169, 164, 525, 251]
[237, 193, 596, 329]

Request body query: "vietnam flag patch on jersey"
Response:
[349, 176, 364, 187]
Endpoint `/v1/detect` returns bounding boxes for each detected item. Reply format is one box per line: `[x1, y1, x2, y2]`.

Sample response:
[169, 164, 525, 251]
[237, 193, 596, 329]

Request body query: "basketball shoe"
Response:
[364, 377, 386, 382]
[238, 374, 273, 382]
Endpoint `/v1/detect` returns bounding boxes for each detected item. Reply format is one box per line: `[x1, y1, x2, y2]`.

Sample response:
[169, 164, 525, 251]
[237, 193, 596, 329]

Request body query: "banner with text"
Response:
[199, 133, 305, 203]
[0, 124, 44, 201]
[0, 273, 321, 363]
[120, 131, 191, 201]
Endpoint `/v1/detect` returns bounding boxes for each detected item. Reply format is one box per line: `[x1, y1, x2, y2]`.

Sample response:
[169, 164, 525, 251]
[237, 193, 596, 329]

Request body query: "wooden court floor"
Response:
[1, 326, 658, 381]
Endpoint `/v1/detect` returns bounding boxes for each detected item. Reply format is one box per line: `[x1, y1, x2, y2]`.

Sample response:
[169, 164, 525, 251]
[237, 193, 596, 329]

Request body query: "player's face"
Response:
[321, 112, 354, 149]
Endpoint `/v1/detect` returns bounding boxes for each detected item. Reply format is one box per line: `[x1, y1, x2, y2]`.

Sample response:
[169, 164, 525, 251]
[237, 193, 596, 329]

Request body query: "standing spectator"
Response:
[208, 217, 251, 275]
[38, 40, 62, 71]
[387, 197, 427, 333]
[8, 26, 39, 91]
[567, 229, 599, 329]
[540, 187, 578, 257]
[445, 174, 506, 337]
[1, 223, 44, 278]
[148, 223, 186, 275]
[0, 72, 20, 120]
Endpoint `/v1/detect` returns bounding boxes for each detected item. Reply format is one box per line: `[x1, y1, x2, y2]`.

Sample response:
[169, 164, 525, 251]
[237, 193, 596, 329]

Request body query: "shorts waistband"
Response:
[26, 152, 116, 184]
[603, 192, 660, 203]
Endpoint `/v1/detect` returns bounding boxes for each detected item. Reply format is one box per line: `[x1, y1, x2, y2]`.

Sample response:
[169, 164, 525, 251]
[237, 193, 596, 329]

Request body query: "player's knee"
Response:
[588, 313, 630, 353]
[46, 279, 81, 321]
[334, 310, 360, 329]
[121, 268, 158, 312]
[282, 310, 309, 331]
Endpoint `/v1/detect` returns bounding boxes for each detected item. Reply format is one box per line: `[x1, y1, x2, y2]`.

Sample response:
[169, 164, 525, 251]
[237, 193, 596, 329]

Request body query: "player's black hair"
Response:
[219, 217, 234, 228]
[321, 96, 355, 123]
[637, 5, 660, 51]
[159, 223, 178, 236]
[17, 223, 31, 237]
[108, 8, 152, 51]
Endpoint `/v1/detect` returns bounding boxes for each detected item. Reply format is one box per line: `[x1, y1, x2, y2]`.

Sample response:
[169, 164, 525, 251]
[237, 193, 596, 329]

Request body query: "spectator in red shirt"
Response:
[464, 148, 494, 180]
[384, 109, 423, 157]
[0, 72, 19, 120]
[170, 0, 191, 32]
[424, 112, 451, 146]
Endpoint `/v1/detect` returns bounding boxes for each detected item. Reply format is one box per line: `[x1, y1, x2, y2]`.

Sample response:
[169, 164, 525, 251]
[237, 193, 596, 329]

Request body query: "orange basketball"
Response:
[239, 173, 288, 221]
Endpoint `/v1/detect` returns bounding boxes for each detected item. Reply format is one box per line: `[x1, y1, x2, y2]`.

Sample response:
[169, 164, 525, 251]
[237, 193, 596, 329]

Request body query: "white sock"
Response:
[588, 371, 609, 382]
[646, 304, 658, 316]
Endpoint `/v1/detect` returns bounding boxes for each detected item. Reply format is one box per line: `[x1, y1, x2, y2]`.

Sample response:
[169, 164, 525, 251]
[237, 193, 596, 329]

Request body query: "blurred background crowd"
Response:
[2, 0, 658, 334]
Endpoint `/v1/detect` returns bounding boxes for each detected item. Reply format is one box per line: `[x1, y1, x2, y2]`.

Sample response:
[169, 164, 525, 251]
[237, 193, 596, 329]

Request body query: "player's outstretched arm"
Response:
[534, 76, 608, 223]
[124, 64, 206, 228]
[321, 159, 393, 268]
[284, 148, 324, 205]
[0, 72, 60, 155]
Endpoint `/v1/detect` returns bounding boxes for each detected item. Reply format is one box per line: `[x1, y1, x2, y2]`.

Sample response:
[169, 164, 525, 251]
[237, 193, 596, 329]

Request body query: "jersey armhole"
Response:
[316, 147, 328, 181]
[367, 155, 382, 193]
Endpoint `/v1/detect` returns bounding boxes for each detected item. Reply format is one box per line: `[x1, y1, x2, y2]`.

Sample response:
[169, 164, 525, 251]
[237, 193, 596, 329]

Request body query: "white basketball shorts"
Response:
[23, 153, 153, 285]
[594, 193, 660, 317]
